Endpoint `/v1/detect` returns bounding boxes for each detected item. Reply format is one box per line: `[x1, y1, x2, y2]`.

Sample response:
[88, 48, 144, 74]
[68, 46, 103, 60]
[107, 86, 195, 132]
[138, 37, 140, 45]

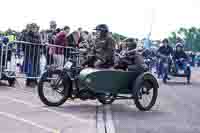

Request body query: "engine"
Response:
[78, 89, 96, 100]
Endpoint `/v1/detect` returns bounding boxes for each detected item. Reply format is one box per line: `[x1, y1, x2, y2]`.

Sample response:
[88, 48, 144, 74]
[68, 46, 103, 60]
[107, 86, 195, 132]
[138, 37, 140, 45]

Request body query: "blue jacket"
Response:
[173, 50, 188, 60]
[157, 45, 173, 57]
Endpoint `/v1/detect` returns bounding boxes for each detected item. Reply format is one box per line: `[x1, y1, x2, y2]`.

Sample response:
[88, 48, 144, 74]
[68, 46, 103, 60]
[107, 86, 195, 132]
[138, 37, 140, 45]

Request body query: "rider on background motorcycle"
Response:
[173, 43, 188, 72]
[157, 39, 173, 59]
[156, 38, 173, 79]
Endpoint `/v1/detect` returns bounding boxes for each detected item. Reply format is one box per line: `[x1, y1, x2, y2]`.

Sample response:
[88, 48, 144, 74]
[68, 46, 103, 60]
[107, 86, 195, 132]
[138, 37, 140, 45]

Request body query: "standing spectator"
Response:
[79, 31, 89, 48]
[52, 26, 70, 67]
[47, 20, 57, 43]
[40, 30, 48, 43]
[21, 23, 41, 86]
[67, 31, 81, 48]
[46, 20, 58, 65]
[82, 31, 89, 41]
[78, 27, 82, 36]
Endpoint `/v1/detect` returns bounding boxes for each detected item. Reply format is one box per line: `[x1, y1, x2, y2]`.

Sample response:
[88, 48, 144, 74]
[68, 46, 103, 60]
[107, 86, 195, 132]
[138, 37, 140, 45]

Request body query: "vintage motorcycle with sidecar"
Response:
[161, 56, 191, 84]
[170, 58, 191, 84]
[38, 48, 159, 111]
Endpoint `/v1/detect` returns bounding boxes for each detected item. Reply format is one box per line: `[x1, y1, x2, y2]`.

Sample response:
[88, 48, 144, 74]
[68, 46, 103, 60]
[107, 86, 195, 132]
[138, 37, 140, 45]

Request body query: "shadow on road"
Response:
[164, 81, 200, 87]
[111, 103, 166, 119]
[165, 81, 188, 86]
[0, 81, 9, 87]
[0, 81, 13, 91]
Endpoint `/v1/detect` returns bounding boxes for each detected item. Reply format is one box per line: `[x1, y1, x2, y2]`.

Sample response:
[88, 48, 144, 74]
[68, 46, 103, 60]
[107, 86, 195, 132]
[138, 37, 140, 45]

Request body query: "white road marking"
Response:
[15, 79, 36, 94]
[0, 111, 58, 133]
[96, 105, 106, 133]
[2, 79, 90, 124]
[97, 103, 115, 133]
[104, 105, 116, 133]
[0, 96, 89, 124]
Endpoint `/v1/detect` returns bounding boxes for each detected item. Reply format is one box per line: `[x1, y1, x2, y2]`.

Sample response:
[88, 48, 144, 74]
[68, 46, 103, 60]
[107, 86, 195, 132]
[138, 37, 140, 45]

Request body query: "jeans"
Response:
[158, 58, 169, 79]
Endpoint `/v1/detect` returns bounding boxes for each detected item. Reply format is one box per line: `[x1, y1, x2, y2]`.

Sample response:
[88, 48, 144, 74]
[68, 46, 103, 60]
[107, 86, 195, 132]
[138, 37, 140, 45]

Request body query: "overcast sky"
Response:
[0, 0, 200, 39]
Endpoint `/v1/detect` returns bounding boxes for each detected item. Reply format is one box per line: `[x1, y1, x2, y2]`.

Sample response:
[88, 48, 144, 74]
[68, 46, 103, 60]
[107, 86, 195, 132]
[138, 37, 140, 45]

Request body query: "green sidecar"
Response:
[38, 67, 159, 111]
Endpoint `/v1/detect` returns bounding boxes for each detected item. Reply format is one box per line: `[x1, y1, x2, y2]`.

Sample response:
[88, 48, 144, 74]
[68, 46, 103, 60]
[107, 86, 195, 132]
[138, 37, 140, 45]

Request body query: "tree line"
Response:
[168, 27, 200, 52]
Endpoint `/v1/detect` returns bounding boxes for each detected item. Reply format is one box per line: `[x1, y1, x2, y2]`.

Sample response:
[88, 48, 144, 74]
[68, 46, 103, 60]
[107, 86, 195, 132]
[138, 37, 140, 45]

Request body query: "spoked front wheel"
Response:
[38, 70, 71, 106]
[134, 81, 158, 111]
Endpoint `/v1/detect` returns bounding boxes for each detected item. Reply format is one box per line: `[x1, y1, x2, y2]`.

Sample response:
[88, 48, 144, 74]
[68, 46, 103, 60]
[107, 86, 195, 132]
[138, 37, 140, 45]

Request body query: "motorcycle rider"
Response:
[94, 24, 115, 68]
[82, 24, 115, 68]
[114, 38, 146, 71]
[125, 39, 146, 71]
[173, 43, 188, 72]
[157, 38, 173, 79]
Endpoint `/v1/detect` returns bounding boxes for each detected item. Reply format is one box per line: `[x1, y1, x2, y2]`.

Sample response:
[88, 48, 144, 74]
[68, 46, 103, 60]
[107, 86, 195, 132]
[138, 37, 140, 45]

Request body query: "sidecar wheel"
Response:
[186, 73, 191, 84]
[185, 67, 191, 84]
[163, 77, 167, 84]
[186, 74, 191, 84]
[98, 93, 116, 105]
[38, 71, 71, 106]
[134, 81, 158, 111]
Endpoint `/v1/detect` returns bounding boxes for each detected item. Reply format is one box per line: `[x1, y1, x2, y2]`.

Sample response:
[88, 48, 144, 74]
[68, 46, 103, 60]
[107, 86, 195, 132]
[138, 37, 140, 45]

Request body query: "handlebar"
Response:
[175, 58, 187, 62]
[70, 52, 80, 55]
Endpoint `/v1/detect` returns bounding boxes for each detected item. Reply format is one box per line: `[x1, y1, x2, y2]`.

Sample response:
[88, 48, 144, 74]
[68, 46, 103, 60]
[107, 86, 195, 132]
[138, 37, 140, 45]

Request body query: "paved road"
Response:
[0, 68, 200, 133]
[0, 81, 97, 133]
[111, 68, 200, 133]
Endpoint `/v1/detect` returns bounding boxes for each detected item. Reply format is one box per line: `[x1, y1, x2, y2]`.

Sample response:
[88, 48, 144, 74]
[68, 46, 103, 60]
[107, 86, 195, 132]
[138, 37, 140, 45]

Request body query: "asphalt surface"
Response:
[112, 67, 200, 133]
[0, 81, 97, 133]
[0, 67, 200, 133]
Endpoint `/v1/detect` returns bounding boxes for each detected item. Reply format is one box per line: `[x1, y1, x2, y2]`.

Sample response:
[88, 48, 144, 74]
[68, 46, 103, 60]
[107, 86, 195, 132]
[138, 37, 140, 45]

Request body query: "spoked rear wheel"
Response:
[134, 81, 158, 111]
[38, 70, 71, 106]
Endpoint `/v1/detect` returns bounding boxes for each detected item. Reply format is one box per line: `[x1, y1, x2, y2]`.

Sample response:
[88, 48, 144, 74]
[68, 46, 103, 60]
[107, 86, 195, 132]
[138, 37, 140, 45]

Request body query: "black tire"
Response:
[163, 77, 167, 84]
[8, 79, 15, 87]
[186, 67, 191, 84]
[98, 93, 116, 105]
[38, 70, 72, 106]
[134, 80, 158, 111]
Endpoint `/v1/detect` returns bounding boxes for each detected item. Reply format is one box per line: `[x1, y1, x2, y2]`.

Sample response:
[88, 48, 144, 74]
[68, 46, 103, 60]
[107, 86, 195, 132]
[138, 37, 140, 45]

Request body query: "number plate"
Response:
[64, 61, 73, 69]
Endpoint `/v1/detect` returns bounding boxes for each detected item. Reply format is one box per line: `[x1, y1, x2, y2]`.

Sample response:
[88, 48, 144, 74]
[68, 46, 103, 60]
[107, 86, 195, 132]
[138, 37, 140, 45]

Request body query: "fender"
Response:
[143, 72, 159, 89]
[40, 69, 71, 81]
[132, 72, 159, 98]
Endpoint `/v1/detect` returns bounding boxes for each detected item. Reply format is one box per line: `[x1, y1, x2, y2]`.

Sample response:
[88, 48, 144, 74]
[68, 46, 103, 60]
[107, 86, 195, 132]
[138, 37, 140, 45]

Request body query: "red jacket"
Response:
[54, 31, 68, 54]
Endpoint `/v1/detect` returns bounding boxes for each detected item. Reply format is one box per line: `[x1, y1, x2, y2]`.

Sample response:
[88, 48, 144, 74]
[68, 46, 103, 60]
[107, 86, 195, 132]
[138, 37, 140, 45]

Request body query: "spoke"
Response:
[43, 79, 64, 103]
[142, 94, 148, 107]
[140, 87, 153, 107]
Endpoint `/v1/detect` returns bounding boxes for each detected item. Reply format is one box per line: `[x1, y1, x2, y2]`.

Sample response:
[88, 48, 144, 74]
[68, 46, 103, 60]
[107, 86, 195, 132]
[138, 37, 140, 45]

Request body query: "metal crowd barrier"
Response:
[0, 41, 82, 79]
